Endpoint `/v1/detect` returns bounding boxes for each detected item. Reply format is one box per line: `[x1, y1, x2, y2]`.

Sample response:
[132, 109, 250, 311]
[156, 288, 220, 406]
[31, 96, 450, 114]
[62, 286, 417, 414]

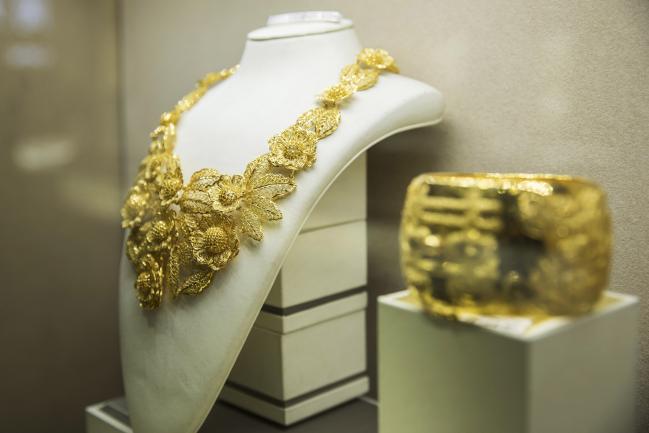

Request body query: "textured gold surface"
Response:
[400, 173, 612, 318]
[121, 48, 398, 309]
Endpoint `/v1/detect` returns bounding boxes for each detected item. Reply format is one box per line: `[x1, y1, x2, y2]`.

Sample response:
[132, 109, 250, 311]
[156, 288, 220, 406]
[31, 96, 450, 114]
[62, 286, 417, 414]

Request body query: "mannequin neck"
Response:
[237, 21, 362, 77]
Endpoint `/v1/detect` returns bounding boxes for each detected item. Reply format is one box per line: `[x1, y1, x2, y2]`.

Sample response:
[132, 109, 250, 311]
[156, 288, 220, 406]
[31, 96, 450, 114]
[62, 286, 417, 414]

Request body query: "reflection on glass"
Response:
[0, 1, 123, 432]
[4, 42, 50, 68]
[11, 0, 49, 33]
[12, 134, 75, 171]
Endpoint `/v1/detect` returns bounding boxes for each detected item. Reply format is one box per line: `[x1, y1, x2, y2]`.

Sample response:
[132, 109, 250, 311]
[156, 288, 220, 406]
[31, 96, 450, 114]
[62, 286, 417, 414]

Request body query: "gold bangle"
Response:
[400, 173, 612, 319]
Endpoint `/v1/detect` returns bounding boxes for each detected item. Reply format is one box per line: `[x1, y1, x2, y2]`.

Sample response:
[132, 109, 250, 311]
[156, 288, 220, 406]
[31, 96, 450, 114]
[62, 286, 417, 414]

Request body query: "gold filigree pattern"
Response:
[357, 48, 399, 73]
[340, 63, 380, 90]
[319, 83, 355, 106]
[400, 173, 612, 319]
[122, 49, 398, 309]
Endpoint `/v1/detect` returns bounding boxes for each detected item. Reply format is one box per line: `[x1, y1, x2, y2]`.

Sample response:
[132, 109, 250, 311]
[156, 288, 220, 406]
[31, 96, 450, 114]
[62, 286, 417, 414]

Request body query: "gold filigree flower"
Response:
[268, 126, 318, 171]
[340, 63, 380, 91]
[357, 48, 399, 73]
[208, 174, 246, 214]
[122, 152, 182, 229]
[319, 82, 355, 106]
[183, 169, 245, 217]
[126, 215, 175, 264]
[144, 218, 174, 250]
[179, 159, 296, 242]
[159, 176, 183, 204]
[121, 185, 150, 229]
[188, 218, 240, 271]
[135, 254, 164, 310]
[180, 168, 221, 215]
[148, 154, 183, 203]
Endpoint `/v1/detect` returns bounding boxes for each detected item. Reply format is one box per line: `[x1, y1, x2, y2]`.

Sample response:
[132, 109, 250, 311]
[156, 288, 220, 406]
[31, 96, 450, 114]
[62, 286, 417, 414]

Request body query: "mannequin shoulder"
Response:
[357, 73, 445, 128]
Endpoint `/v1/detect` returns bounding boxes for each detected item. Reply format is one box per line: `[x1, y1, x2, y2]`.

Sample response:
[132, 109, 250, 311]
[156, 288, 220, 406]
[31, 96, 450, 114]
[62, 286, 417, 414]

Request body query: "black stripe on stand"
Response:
[261, 286, 366, 316]
[101, 403, 131, 426]
[225, 371, 367, 408]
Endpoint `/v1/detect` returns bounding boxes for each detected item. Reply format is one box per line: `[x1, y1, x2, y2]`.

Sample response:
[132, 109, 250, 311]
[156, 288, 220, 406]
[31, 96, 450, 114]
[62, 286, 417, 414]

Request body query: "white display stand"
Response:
[119, 11, 444, 433]
[378, 290, 639, 433]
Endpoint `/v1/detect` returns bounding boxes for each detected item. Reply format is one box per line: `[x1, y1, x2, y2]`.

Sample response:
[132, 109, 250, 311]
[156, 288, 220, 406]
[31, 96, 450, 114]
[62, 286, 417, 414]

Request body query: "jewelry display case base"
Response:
[86, 395, 377, 433]
[378, 290, 639, 433]
[221, 375, 369, 425]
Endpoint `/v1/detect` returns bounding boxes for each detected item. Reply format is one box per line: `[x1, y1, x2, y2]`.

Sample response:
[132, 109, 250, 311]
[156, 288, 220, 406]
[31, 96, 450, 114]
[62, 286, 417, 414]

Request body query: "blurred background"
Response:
[1, 1, 648, 432]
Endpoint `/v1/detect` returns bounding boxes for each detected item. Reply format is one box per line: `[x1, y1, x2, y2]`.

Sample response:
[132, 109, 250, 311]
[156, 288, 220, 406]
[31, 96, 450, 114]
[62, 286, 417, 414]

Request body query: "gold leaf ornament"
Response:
[340, 63, 380, 91]
[121, 49, 399, 309]
[297, 107, 341, 139]
[178, 268, 216, 296]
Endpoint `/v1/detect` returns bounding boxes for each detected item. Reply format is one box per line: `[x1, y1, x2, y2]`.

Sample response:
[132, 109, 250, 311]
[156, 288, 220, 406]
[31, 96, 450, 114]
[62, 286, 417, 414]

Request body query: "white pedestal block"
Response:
[378, 290, 639, 433]
[221, 376, 370, 426]
[86, 399, 130, 433]
[221, 291, 369, 424]
[86, 394, 377, 433]
[229, 292, 367, 399]
[266, 154, 367, 309]
[266, 220, 367, 309]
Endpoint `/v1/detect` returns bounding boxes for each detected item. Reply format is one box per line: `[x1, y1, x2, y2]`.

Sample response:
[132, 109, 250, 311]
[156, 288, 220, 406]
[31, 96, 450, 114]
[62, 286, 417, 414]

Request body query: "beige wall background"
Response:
[122, 0, 649, 429]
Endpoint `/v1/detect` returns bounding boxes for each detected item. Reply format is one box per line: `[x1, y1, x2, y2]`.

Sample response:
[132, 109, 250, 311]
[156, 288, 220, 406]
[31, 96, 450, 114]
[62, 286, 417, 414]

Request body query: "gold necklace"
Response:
[121, 48, 399, 309]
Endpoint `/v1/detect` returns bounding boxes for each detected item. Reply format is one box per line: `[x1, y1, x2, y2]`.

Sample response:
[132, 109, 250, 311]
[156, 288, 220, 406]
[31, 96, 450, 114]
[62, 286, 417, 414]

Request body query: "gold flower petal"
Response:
[177, 268, 215, 296]
[248, 172, 296, 199]
[188, 168, 220, 189]
[166, 247, 180, 294]
[240, 207, 263, 241]
[243, 155, 272, 181]
[180, 190, 213, 214]
[248, 195, 283, 221]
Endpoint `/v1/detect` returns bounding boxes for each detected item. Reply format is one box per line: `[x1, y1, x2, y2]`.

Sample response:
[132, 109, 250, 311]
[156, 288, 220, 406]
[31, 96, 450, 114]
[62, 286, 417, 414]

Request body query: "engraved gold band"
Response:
[400, 173, 612, 318]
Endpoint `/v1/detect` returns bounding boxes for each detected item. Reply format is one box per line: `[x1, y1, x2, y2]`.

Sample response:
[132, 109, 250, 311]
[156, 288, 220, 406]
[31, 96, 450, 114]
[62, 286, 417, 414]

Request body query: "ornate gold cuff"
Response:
[400, 173, 612, 319]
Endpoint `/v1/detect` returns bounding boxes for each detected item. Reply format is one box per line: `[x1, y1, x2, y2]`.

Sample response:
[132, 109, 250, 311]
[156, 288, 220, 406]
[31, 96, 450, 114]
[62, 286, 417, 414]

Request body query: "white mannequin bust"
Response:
[119, 12, 444, 433]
